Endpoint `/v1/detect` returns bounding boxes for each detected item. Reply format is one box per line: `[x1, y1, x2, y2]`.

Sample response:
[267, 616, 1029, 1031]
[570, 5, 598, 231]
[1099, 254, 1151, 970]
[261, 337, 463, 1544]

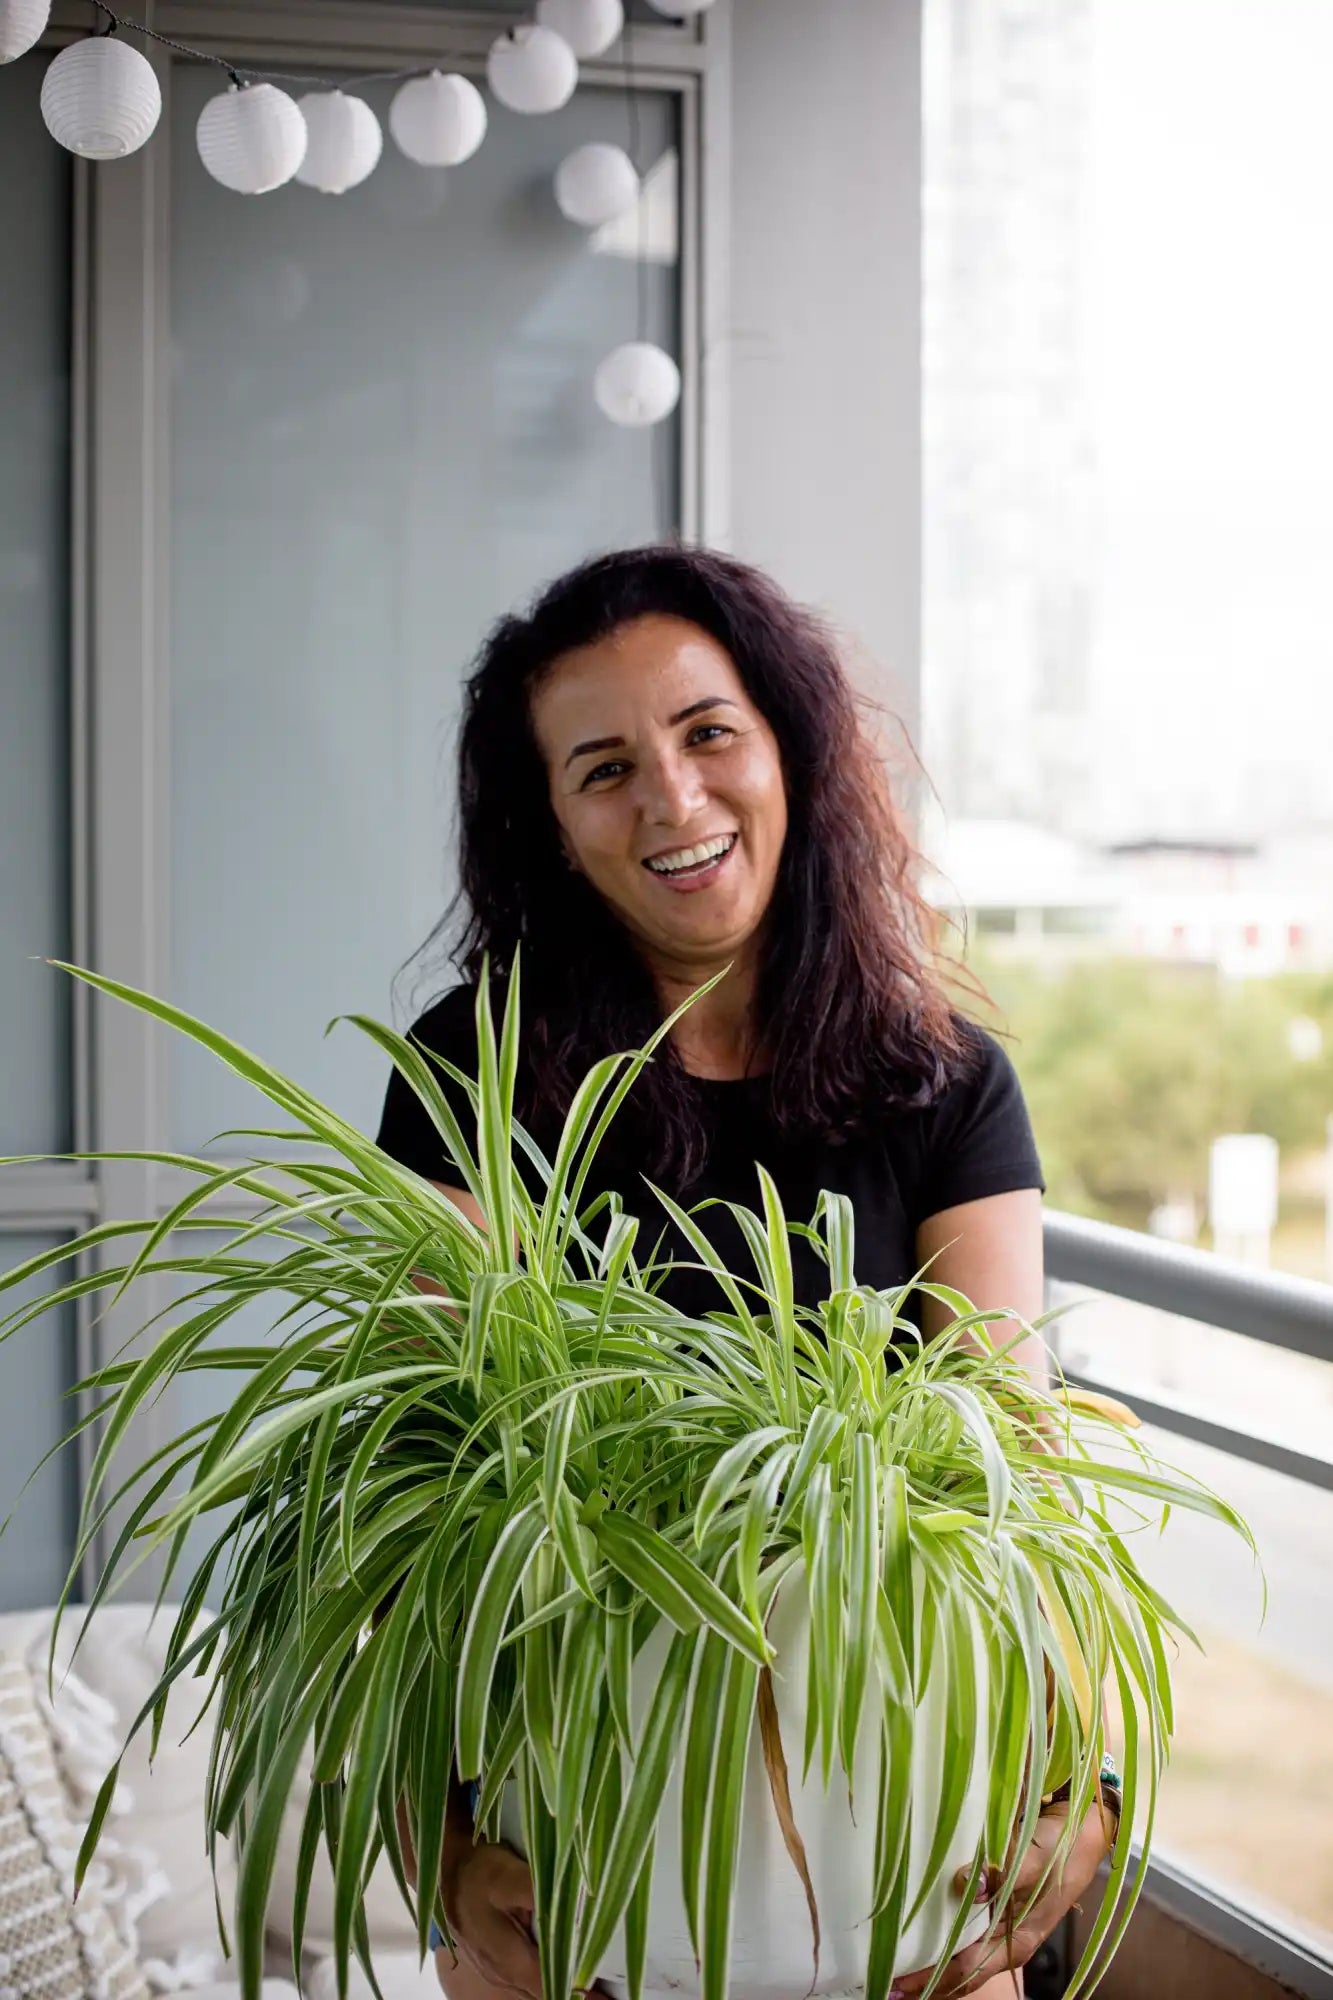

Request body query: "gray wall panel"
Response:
[0, 54, 73, 1162]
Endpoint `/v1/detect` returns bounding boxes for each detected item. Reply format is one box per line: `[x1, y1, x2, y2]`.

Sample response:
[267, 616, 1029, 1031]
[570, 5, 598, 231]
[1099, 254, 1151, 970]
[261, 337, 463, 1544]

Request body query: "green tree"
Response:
[964, 950, 1333, 1229]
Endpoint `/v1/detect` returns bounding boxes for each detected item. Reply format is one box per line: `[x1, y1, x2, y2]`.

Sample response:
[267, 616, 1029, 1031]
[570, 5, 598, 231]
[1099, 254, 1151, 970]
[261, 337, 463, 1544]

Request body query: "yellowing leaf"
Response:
[1030, 1553, 1095, 1735]
[1057, 1387, 1142, 1430]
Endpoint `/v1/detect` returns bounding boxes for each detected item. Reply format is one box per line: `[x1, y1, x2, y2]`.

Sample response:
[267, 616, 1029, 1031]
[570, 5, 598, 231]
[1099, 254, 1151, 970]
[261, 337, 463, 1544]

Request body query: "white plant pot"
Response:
[501, 1565, 995, 1994]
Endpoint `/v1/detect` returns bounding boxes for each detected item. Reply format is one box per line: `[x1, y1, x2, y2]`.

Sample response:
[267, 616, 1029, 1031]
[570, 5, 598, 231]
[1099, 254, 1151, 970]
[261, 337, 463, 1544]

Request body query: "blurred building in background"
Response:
[923, 0, 1099, 839]
[920, 813, 1333, 975]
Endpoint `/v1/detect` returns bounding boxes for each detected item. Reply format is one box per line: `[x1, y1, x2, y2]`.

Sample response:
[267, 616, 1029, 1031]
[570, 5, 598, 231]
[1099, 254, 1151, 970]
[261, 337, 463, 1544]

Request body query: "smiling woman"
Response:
[531, 614, 789, 1021]
[374, 546, 1079, 2000]
[379, 549, 1047, 1327]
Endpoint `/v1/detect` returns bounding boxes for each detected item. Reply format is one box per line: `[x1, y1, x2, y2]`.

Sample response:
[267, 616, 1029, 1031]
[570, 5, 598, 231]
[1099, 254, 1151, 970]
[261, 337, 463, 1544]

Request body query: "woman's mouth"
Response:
[642, 832, 738, 892]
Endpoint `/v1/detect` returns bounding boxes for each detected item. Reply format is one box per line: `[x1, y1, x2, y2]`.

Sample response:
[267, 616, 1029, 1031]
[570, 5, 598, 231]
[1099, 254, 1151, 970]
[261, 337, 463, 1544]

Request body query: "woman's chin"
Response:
[647, 907, 762, 963]
[609, 871, 767, 964]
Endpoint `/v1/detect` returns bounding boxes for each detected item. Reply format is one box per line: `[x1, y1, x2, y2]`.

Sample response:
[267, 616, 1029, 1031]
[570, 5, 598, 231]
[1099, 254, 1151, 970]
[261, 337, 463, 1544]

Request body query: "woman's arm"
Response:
[426, 1178, 488, 1233]
[915, 1186, 1048, 1389]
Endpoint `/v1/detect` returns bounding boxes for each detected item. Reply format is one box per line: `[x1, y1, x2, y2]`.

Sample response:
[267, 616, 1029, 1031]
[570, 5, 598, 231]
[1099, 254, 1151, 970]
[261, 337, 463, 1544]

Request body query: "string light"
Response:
[594, 342, 681, 427]
[535, 0, 624, 60]
[0, 0, 50, 64]
[389, 69, 486, 167]
[197, 81, 307, 194]
[486, 24, 578, 115]
[13, 3, 681, 434]
[295, 88, 382, 194]
[555, 140, 639, 228]
[40, 34, 160, 158]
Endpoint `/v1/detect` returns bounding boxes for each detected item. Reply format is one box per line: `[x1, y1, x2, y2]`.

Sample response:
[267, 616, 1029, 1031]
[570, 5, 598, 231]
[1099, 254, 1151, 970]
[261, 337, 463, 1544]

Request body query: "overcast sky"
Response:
[1086, 0, 1333, 838]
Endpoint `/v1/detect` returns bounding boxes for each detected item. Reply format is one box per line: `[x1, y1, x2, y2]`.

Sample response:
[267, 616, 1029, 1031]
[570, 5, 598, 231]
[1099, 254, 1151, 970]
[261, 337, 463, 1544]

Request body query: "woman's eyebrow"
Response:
[564, 697, 737, 768]
[671, 695, 737, 726]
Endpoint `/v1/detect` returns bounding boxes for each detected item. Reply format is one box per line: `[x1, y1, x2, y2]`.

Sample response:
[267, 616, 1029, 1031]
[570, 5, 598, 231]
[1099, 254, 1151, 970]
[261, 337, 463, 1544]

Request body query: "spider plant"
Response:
[0, 960, 1257, 2000]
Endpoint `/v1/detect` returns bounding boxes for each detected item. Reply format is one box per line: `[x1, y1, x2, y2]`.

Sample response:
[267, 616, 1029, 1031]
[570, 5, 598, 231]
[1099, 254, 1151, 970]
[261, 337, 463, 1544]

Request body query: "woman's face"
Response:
[529, 613, 789, 974]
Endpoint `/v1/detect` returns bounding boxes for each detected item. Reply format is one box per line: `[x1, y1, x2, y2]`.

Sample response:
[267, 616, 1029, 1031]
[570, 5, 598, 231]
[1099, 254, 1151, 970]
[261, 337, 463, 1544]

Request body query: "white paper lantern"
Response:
[486, 25, 577, 116]
[0, 0, 50, 63]
[295, 89, 381, 193]
[645, 0, 718, 13]
[535, 0, 623, 60]
[555, 141, 638, 228]
[594, 342, 681, 427]
[197, 81, 307, 195]
[389, 70, 486, 167]
[40, 36, 161, 159]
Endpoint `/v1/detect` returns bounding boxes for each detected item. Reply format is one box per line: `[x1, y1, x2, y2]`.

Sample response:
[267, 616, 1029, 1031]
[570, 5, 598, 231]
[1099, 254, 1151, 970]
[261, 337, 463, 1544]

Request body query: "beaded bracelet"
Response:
[1045, 1751, 1122, 1822]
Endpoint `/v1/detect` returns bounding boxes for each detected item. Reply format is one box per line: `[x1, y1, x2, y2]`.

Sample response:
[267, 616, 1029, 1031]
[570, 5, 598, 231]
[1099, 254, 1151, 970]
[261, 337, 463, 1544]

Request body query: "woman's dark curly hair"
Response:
[424, 544, 979, 1184]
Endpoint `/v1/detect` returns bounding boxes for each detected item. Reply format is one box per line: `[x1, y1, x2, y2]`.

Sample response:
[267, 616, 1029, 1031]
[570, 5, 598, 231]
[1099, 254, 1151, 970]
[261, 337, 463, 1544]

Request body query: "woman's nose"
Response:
[638, 751, 706, 827]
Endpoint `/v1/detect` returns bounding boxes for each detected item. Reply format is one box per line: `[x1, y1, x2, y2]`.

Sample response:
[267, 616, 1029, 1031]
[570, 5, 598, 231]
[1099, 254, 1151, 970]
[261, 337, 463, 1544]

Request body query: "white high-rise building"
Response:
[923, 0, 1098, 836]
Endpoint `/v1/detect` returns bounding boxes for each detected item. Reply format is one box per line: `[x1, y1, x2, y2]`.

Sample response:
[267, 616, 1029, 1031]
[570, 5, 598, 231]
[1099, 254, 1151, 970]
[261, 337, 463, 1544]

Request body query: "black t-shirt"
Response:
[374, 988, 1045, 1325]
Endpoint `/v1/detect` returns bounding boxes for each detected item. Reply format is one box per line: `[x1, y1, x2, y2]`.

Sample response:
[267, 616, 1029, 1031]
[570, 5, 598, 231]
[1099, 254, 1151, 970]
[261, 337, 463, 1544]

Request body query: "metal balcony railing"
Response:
[1044, 1209, 1333, 1491]
[1042, 1207, 1333, 1999]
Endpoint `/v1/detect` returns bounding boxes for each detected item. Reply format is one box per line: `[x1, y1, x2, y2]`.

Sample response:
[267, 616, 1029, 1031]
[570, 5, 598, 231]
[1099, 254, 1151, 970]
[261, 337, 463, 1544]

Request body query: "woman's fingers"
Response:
[901, 1801, 1108, 1997]
[434, 1927, 542, 2000]
[456, 1908, 542, 1998]
[469, 1912, 541, 1995]
[892, 1926, 1040, 1999]
[444, 1842, 542, 1999]
[952, 1862, 1004, 1902]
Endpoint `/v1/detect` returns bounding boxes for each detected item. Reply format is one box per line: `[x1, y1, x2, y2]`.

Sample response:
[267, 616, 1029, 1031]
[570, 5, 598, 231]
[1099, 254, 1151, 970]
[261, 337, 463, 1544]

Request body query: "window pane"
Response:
[1048, 1295, 1333, 1949]
[923, 0, 1333, 1281]
[0, 1237, 79, 1611]
[1122, 1428, 1333, 1955]
[167, 61, 680, 1154]
[0, 54, 72, 1160]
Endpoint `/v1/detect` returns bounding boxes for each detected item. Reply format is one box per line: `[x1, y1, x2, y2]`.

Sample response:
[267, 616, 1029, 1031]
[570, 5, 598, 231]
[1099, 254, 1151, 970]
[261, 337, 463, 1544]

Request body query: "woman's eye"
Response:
[688, 724, 732, 747]
[582, 760, 629, 787]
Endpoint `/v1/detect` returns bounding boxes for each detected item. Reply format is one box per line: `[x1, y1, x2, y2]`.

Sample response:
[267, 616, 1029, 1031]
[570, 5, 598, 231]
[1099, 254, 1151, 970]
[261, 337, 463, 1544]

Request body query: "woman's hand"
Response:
[439, 1838, 542, 1999]
[890, 1797, 1114, 1999]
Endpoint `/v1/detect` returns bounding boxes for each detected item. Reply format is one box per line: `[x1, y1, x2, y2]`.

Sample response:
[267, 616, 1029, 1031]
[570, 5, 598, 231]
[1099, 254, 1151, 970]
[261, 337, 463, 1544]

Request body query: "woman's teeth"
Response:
[645, 833, 737, 877]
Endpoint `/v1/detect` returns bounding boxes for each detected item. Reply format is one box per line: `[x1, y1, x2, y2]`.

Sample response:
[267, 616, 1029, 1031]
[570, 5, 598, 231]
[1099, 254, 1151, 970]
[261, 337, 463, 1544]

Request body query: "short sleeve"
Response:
[912, 1023, 1045, 1222]
[374, 986, 480, 1185]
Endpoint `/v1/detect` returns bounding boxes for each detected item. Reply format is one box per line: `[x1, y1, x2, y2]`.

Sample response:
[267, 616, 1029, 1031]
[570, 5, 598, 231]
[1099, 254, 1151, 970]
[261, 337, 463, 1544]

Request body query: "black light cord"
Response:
[622, 26, 650, 348]
[89, 2, 504, 91]
[621, 15, 675, 535]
